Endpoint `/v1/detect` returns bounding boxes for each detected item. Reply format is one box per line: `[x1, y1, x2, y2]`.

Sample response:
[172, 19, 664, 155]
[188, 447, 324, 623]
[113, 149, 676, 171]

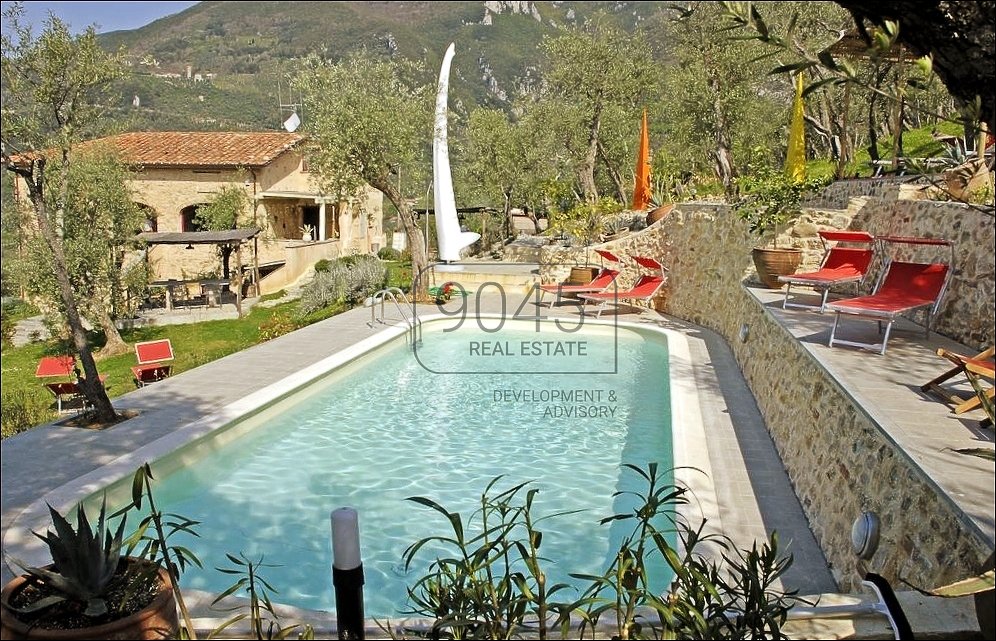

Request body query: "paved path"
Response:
[10, 315, 50, 347]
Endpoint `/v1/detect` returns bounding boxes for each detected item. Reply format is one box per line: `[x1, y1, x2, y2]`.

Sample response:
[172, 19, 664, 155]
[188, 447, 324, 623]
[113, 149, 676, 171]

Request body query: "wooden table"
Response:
[149, 279, 229, 309]
[198, 279, 229, 307]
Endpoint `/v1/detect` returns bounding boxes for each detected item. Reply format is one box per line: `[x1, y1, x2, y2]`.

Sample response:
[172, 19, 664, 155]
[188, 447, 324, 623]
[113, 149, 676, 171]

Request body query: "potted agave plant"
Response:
[0, 496, 178, 640]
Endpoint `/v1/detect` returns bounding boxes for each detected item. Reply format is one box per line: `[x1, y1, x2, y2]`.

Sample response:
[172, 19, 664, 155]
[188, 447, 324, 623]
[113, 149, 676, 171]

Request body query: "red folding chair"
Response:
[827, 237, 953, 354]
[579, 255, 668, 318]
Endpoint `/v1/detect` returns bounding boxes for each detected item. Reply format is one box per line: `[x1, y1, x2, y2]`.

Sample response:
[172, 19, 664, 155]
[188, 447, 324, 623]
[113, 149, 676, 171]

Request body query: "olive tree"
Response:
[15, 148, 147, 357]
[721, 1, 995, 133]
[462, 107, 562, 237]
[539, 16, 657, 203]
[1, 5, 124, 422]
[836, 0, 995, 133]
[295, 52, 432, 299]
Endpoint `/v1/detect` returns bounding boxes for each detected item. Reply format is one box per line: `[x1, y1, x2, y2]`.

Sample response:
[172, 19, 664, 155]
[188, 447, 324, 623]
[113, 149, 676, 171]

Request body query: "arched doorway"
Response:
[136, 203, 158, 233]
[180, 204, 209, 232]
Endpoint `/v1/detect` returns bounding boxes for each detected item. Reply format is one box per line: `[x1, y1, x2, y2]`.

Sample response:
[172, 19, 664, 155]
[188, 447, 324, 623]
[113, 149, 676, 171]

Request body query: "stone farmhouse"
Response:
[14, 131, 384, 296]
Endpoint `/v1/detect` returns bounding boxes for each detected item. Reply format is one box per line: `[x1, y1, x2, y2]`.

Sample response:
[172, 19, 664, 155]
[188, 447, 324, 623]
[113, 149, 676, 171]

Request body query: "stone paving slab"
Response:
[2, 295, 835, 602]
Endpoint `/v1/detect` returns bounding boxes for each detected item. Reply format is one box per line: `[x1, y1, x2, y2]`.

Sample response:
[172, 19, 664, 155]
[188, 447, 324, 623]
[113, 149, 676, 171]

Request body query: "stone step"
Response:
[426, 263, 540, 293]
[502, 237, 553, 263]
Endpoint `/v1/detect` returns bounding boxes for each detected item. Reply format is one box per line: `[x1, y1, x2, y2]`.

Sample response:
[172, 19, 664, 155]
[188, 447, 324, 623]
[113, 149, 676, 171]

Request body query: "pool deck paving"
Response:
[2, 285, 992, 636]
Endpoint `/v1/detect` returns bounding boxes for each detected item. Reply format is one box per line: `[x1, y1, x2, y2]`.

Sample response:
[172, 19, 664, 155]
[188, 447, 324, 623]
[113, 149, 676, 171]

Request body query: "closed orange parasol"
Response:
[632, 109, 652, 210]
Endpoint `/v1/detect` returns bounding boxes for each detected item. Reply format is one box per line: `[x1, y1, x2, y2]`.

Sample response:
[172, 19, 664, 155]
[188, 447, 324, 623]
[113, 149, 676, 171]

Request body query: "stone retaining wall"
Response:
[807, 176, 934, 209]
[847, 197, 995, 349]
[575, 200, 994, 592]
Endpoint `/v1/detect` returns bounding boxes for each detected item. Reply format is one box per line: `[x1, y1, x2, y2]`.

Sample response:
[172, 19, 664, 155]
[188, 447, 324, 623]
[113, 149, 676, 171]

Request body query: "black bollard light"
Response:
[331, 507, 365, 640]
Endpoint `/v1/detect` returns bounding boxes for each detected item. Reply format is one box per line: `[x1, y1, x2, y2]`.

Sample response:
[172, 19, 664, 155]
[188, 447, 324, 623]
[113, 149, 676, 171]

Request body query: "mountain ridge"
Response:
[97, 1, 667, 131]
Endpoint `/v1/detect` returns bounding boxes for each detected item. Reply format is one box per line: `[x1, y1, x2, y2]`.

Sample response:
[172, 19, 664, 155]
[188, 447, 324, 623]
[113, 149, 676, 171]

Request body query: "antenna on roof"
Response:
[277, 78, 303, 132]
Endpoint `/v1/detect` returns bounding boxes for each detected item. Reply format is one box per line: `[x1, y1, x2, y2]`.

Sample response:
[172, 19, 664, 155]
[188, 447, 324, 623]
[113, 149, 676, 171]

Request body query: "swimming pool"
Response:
[8, 317, 708, 619]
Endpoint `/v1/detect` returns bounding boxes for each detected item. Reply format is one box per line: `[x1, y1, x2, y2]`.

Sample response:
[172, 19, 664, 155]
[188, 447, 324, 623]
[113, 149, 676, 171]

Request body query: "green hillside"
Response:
[98, 1, 666, 131]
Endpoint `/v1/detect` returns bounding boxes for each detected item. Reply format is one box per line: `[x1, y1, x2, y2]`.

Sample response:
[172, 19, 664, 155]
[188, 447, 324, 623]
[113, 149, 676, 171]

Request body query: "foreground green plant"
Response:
[565, 463, 689, 640]
[13, 496, 127, 618]
[401, 477, 575, 639]
[734, 166, 832, 248]
[117, 463, 203, 639]
[210, 552, 315, 640]
[401, 464, 799, 640]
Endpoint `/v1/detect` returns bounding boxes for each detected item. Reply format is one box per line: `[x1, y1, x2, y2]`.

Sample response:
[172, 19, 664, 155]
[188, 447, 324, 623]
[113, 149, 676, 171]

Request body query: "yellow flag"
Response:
[785, 72, 806, 183]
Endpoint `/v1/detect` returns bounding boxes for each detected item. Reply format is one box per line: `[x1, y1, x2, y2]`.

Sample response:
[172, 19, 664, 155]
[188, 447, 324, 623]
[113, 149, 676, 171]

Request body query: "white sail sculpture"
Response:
[433, 42, 479, 263]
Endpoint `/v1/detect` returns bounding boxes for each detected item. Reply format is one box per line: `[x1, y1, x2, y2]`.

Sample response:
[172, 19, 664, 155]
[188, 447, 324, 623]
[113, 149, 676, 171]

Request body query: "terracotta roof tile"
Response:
[82, 131, 306, 168]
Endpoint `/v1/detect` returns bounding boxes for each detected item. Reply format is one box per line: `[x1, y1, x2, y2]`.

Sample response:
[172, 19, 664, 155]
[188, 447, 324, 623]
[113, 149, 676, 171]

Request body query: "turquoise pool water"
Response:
[128, 320, 672, 616]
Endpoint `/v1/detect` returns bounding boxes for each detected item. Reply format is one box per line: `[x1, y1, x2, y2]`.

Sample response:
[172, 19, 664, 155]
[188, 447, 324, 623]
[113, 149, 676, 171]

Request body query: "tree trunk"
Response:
[503, 192, 513, 240]
[596, 140, 627, 204]
[18, 159, 117, 423]
[221, 246, 232, 279]
[708, 72, 738, 199]
[97, 308, 130, 357]
[579, 103, 602, 203]
[866, 63, 889, 164]
[371, 176, 428, 301]
[837, 81, 853, 178]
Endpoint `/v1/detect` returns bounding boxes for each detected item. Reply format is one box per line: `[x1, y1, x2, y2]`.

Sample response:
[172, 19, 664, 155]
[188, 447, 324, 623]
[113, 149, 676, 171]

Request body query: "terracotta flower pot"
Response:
[568, 266, 600, 285]
[0, 560, 178, 640]
[751, 247, 802, 289]
[646, 203, 674, 227]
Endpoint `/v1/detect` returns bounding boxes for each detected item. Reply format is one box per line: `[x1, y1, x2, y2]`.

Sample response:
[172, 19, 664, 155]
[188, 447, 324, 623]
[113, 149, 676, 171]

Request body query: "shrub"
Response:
[257, 314, 299, 341]
[313, 259, 332, 273]
[403, 464, 798, 640]
[343, 254, 387, 302]
[734, 166, 832, 247]
[300, 268, 348, 315]
[1, 390, 53, 437]
[300, 255, 386, 314]
[377, 246, 401, 261]
[0, 306, 15, 347]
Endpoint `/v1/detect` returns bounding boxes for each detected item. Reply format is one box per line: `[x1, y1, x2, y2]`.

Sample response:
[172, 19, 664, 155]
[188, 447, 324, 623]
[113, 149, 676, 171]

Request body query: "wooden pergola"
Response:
[136, 227, 261, 316]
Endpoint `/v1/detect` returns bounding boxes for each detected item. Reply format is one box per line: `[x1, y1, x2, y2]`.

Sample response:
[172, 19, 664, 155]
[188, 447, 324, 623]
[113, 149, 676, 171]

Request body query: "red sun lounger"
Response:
[779, 230, 876, 312]
[132, 338, 175, 387]
[594, 248, 624, 265]
[36, 355, 107, 413]
[578, 255, 668, 318]
[827, 237, 952, 355]
[538, 248, 624, 306]
[538, 267, 621, 306]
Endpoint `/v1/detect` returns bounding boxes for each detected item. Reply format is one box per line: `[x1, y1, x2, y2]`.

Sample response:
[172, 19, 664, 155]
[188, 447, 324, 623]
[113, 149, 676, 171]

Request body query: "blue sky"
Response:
[12, 1, 200, 34]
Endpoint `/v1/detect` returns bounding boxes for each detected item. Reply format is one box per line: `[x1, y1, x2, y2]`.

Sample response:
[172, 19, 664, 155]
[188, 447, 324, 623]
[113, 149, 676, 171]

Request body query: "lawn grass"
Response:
[0, 299, 339, 437]
[819, 120, 966, 178]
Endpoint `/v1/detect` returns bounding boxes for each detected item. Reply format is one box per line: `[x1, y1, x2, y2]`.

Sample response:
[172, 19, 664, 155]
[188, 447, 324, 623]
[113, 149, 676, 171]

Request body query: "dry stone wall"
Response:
[565, 194, 994, 592]
[807, 176, 934, 209]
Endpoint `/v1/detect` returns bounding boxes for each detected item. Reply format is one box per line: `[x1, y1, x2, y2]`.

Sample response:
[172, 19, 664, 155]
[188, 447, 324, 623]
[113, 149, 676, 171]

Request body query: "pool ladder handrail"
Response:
[368, 287, 422, 345]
